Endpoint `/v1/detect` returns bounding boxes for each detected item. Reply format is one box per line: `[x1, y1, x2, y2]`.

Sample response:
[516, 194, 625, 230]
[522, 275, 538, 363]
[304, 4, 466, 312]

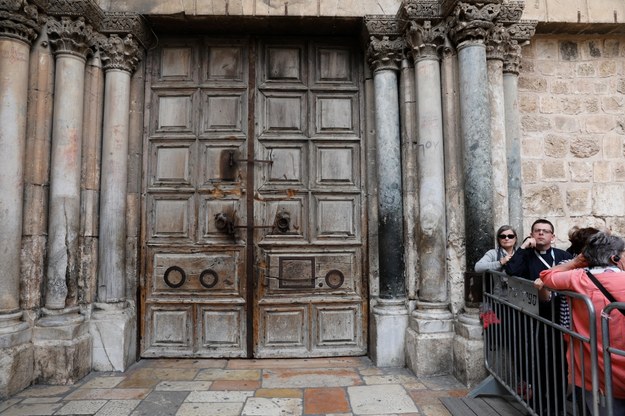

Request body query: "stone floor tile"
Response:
[363, 374, 426, 385]
[154, 381, 213, 391]
[14, 386, 72, 398]
[261, 368, 363, 388]
[240, 397, 302, 416]
[145, 359, 228, 369]
[19, 397, 61, 404]
[254, 388, 302, 398]
[80, 376, 125, 389]
[195, 369, 260, 381]
[0, 402, 63, 416]
[227, 357, 368, 370]
[130, 391, 190, 416]
[209, 380, 262, 390]
[94, 400, 141, 416]
[174, 402, 243, 416]
[408, 389, 461, 407]
[185, 390, 254, 402]
[55, 400, 107, 415]
[64, 388, 151, 400]
[0, 398, 21, 413]
[304, 387, 350, 414]
[419, 404, 452, 416]
[419, 376, 467, 391]
[348, 384, 419, 415]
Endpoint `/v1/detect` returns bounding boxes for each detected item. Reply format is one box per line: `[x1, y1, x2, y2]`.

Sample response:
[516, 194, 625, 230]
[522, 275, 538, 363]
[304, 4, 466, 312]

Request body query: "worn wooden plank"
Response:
[440, 397, 527, 416]
[481, 397, 526, 416]
[440, 397, 478, 416]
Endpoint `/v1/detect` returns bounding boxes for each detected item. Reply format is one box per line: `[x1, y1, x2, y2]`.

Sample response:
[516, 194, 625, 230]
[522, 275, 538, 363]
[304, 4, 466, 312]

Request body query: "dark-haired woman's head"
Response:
[582, 232, 625, 268]
[568, 227, 600, 256]
[496, 225, 517, 248]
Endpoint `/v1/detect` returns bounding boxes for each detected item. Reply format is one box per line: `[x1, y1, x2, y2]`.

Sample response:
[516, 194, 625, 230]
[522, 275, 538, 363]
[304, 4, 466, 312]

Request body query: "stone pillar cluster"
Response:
[365, 0, 535, 382]
[0, 0, 152, 398]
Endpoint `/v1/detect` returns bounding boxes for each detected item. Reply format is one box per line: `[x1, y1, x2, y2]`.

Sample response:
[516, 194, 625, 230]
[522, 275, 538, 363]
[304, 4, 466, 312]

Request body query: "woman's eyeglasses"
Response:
[498, 234, 516, 239]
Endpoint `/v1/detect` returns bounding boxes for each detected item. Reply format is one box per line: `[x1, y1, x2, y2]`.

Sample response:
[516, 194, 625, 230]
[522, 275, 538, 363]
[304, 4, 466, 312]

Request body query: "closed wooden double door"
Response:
[141, 36, 367, 358]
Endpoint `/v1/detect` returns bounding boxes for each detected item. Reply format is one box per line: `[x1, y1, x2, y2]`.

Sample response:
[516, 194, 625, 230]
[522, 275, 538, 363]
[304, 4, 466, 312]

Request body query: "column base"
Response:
[453, 307, 487, 387]
[405, 301, 454, 377]
[33, 308, 91, 385]
[370, 298, 408, 367]
[0, 312, 33, 399]
[90, 301, 136, 371]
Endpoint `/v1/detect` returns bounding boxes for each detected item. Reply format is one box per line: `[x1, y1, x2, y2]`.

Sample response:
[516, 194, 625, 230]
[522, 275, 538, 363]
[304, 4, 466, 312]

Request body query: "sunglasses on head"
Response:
[498, 234, 516, 239]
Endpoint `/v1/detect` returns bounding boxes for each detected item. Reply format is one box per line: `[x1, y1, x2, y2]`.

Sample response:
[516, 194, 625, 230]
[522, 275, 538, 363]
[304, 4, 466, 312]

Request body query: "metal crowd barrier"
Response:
[601, 302, 625, 416]
[473, 270, 615, 416]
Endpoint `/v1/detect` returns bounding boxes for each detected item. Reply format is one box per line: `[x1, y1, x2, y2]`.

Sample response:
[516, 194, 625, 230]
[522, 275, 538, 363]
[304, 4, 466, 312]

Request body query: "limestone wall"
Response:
[518, 35, 625, 243]
[100, 0, 624, 23]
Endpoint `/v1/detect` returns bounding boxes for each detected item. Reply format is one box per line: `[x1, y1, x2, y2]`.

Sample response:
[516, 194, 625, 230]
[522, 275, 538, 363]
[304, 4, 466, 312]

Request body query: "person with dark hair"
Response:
[505, 219, 573, 415]
[539, 232, 625, 416]
[567, 226, 600, 256]
[475, 225, 518, 273]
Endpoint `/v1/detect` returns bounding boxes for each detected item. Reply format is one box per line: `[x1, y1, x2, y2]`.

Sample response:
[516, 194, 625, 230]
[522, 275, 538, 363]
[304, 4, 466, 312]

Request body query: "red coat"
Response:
[540, 267, 625, 399]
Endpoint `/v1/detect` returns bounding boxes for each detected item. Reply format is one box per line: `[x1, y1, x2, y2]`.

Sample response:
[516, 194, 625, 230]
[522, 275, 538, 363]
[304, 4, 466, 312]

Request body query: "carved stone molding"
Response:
[46, 0, 104, 30]
[405, 20, 447, 61]
[47, 15, 96, 58]
[449, 1, 501, 47]
[364, 15, 402, 38]
[102, 12, 155, 50]
[507, 20, 537, 42]
[99, 33, 140, 73]
[397, 0, 441, 32]
[367, 35, 405, 72]
[0, 0, 47, 44]
[486, 23, 507, 61]
[496, 0, 525, 24]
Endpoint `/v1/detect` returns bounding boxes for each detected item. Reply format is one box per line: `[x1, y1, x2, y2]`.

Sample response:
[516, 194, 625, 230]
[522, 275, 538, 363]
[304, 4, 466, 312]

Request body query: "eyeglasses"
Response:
[498, 234, 516, 239]
[533, 229, 553, 234]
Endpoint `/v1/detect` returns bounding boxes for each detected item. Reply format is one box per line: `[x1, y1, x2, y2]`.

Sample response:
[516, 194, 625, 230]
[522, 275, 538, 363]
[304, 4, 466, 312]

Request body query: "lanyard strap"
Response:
[534, 249, 555, 269]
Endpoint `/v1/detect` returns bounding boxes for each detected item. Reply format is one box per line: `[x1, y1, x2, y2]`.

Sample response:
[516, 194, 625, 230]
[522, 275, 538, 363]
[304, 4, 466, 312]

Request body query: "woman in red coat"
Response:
[538, 232, 625, 416]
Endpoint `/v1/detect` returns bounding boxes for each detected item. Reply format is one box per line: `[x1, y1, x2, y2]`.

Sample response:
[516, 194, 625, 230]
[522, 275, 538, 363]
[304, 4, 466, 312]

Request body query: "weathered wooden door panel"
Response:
[141, 36, 366, 358]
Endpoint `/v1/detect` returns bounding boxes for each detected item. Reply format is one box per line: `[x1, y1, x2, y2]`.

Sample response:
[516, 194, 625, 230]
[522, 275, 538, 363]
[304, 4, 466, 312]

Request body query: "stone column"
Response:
[91, 32, 141, 371]
[80, 51, 104, 306]
[486, 24, 509, 229]
[34, 13, 101, 385]
[404, 19, 454, 377]
[503, 21, 536, 236]
[399, 58, 419, 301]
[0, 0, 43, 399]
[365, 17, 408, 367]
[450, 1, 500, 271]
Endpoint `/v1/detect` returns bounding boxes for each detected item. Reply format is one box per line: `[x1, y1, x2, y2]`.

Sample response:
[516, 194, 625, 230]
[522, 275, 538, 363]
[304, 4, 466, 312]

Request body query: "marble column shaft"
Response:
[80, 53, 104, 305]
[373, 69, 406, 299]
[458, 43, 494, 268]
[46, 52, 86, 310]
[504, 72, 523, 235]
[22, 33, 54, 312]
[414, 55, 447, 303]
[98, 69, 132, 303]
[399, 59, 419, 300]
[0, 38, 30, 314]
[487, 57, 510, 229]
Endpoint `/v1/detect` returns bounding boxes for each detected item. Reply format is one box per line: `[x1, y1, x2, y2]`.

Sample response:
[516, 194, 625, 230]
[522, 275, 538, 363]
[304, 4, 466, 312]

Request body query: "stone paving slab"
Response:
[0, 357, 468, 416]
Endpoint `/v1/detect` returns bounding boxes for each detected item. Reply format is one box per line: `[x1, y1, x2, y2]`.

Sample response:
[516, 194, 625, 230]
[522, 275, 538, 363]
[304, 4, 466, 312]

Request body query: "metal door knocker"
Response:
[163, 266, 186, 288]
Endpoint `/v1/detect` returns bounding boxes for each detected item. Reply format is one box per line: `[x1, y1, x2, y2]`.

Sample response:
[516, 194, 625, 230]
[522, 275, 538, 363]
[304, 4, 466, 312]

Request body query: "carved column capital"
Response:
[448, 1, 501, 48]
[486, 23, 508, 61]
[0, 0, 47, 44]
[367, 35, 404, 72]
[405, 20, 447, 61]
[102, 12, 155, 51]
[99, 33, 141, 73]
[46, 15, 97, 59]
[364, 15, 404, 72]
[503, 21, 536, 74]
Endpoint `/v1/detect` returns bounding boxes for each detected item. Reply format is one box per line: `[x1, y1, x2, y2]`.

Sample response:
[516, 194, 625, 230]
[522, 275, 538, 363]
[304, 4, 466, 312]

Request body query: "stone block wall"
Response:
[519, 35, 625, 243]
